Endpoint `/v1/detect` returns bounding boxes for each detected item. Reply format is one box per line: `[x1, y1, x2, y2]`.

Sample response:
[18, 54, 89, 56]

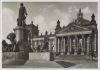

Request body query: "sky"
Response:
[2, 2, 98, 43]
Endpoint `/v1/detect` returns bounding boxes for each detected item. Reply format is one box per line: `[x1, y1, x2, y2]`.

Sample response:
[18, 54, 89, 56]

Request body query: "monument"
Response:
[29, 31, 54, 61]
[13, 3, 29, 59]
[14, 3, 27, 42]
[13, 3, 54, 60]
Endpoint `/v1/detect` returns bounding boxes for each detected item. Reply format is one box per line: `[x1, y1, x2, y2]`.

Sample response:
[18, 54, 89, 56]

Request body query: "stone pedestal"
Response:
[16, 51, 29, 59]
[81, 52, 84, 55]
[29, 52, 54, 61]
[74, 52, 77, 55]
[60, 52, 64, 55]
[67, 52, 70, 55]
[14, 26, 25, 42]
[3, 52, 29, 60]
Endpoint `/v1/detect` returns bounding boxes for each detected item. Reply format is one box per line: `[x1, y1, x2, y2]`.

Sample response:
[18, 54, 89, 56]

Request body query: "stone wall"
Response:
[2, 52, 29, 62]
[29, 52, 54, 61]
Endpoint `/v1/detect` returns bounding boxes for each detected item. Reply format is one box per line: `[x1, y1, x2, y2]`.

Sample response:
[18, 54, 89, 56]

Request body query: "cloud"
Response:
[33, 15, 45, 25]
[54, 9, 61, 14]
[82, 7, 92, 14]
[40, 5, 54, 13]
[33, 15, 48, 35]
[68, 6, 78, 13]
[67, 6, 93, 20]
[26, 16, 32, 25]
[2, 7, 17, 43]
[81, 7, 94, 20]
[34, 5, 75, 35]
[32, 15, 57, 35]
[33, 6, 91, 35]
[68, 6, 92, 15]
[54, 8, 76, 27]
[48, 21, 57, 33]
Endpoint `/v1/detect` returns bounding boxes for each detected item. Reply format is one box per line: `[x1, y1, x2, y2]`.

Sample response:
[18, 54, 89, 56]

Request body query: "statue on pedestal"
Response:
[17, 3, 27, 27]
[42, 31, 49, 52]
[2, 33, 16, 52]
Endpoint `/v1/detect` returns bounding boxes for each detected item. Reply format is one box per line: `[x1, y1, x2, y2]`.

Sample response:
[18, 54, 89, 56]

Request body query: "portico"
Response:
[55, 30, 94, 55]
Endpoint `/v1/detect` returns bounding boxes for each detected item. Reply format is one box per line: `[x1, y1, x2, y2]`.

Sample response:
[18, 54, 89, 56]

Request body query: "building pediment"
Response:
[57, 24, 91, 34]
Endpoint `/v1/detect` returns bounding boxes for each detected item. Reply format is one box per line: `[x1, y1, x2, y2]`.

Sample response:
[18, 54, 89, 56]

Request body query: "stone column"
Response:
[59, 38, 61, 53]
[74, 35, 78, 55]
[89, 34, 92, 54]
[92, 33, 97, 56]
[94, 34, 96, 52]
[56, 37, 58, 53]
[87, 36, 89, 55]
[87, 35, 91, 55]
[49, 40, 51, 51]
[41, 40, 43, 49]
[58, 38, 60, 53]
[30, 37, 33, 49]
[81, 35, 85, 55]
[40, 40, 42, 51]
[95, 33, 98, 56]
[54, 37, 57, 53]
[37, 40, 38, 47]
[60, 37, 63, 55]
[70, 36, 72, 54]
[61, 37, 65, 55]
[51, 40, 52, 51]
[67, 36, 71, 55]
[35, 40, 38, 52]
[64, 37, 66, 54]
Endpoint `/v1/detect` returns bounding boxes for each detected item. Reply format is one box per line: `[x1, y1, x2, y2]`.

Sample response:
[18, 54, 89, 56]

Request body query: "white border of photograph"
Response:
[0, 0, 100, 70]
[2, 0, 99, 2]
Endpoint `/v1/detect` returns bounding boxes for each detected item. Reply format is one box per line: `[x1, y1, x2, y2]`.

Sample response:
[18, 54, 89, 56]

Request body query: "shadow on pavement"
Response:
[56, 61, 75, 68]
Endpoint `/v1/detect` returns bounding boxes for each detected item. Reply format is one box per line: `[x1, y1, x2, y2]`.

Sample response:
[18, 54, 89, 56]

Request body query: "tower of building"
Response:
[55, 20, 61, 33]
[77, 8, 83, 19]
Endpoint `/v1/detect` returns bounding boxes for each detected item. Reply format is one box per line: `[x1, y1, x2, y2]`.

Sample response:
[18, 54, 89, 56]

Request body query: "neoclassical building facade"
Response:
[32, 9, 98, 56]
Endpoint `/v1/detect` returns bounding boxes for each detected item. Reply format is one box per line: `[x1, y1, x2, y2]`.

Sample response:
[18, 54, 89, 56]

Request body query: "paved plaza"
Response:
[2, 55, 98, 68]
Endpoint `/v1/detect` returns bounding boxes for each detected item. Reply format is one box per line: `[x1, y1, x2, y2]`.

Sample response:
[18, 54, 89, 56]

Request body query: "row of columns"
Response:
[56, 34, 92, 55]
[32, 33, 97, 56]
[33, 40, 44, 48]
